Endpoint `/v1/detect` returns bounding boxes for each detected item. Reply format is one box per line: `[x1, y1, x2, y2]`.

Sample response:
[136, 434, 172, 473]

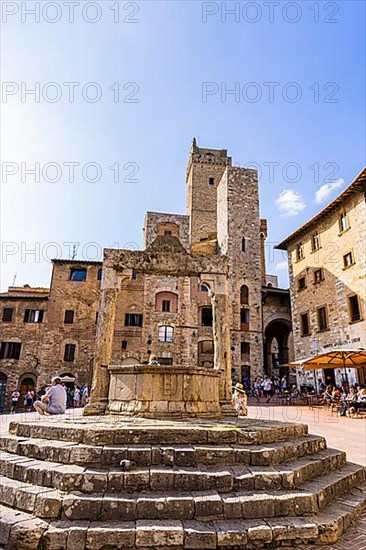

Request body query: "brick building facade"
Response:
[277, 167, 366, 389]
[0, 141, 293, 409]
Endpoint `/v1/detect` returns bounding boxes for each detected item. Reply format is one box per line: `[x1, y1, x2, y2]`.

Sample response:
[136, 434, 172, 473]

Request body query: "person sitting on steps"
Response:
[33, 377, 67, 416]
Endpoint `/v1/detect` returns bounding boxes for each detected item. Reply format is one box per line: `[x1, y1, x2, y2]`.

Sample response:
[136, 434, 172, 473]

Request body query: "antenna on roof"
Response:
[12, 273, 17, 286]
[71, 244, 77, 261]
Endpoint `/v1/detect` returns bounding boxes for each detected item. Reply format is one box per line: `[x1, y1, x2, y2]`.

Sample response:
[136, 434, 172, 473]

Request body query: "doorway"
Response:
[0, 373, 7, 411]
[19, 375, 36, 409]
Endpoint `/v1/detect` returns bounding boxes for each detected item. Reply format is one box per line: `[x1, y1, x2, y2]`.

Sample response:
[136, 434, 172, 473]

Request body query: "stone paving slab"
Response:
[0, 446, 354, 500]
[8, 414, 309, 448]
[0, 433, 328, 469]
[308, 510, 366, 548]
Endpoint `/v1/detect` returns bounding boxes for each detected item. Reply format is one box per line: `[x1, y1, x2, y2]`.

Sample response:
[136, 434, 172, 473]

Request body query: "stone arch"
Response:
[240, 284, 249, 305]
[199, 281, 211, 292]
[18, 372, 37, 386]
[59, 372, 76, 386]
[263, 318, 292, 376]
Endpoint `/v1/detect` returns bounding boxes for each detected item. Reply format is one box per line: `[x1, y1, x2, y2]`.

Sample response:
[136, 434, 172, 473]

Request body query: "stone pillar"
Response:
[208, 282, 232, 408]
[84, 286, 118, 415]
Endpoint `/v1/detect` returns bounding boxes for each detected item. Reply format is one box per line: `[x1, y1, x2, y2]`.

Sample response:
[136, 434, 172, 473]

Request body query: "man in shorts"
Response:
[33, 377, 66, 416]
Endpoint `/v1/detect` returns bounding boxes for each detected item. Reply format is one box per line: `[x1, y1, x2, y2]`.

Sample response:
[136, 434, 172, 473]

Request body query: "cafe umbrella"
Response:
[296, 348, 366, 387]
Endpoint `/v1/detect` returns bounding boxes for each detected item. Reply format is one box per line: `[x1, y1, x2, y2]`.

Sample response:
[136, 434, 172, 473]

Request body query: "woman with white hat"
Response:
[232, 382, 248, 416]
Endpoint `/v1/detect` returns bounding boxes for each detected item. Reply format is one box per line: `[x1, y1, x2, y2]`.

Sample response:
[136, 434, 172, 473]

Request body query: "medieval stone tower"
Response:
[186, 139, 264, 380]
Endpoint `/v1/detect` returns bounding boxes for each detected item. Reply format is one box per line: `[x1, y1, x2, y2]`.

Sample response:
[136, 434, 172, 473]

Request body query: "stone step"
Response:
[0, 458, 361, 524]
[0, 475, 62, 519]
[1, 485, 366, 549]
[0, 433, 327, 467]
[8, 418, 308, 447]
[59, 462, 364, 522]
[0, 448, 346, 495]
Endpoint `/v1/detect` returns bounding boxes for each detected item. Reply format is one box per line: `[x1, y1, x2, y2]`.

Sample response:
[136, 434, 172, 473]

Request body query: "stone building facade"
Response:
[277, 167, 366, 388]
[0, 141, 293, 409]
[0, 261, 102, 410]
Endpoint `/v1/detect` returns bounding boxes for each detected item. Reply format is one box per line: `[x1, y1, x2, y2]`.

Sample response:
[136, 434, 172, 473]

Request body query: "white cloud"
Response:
[275, 189, 306, 217]
[275, 261, 288, 271]
[315, 179, 344, 204]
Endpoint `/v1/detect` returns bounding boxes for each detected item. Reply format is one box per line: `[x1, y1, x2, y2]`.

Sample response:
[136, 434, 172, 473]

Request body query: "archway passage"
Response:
[0, 373, 7, 411]
[264, 319, 292, 377]
[19, 375, 36, 410]
[59, 373, 76, 388]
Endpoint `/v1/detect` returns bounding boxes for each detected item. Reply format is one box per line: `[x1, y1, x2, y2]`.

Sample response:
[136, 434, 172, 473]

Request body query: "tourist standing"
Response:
[255, 377, 263, 399]
[81, 384, 89, 407]
[263, 377, 273, 403]
[10, 389, 20, 414]
[73, 386, 81, 408]
[25, 390, 34, 412]
[66, 387, 72, 409]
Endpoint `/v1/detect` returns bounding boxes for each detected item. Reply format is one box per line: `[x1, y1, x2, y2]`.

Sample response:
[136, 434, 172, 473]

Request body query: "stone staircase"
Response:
[0, 416, 365, 549]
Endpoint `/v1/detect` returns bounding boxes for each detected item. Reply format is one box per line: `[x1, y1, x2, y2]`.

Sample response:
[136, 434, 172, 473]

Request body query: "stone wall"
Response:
[104, 239, 229, 372]
[281, 185, 365, 387]
[286, 190, 365, 360]
[186, 143, 231, 244]
[0, 261, 101, 406]
[217, 166, 264, 382]
[39, 261, 101, 389]
[0, 288, 49, 406]
[143, 212, 190, 250]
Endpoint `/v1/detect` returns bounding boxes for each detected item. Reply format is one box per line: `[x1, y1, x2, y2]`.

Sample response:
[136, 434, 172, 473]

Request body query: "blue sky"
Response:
[1, 0, 365, 290]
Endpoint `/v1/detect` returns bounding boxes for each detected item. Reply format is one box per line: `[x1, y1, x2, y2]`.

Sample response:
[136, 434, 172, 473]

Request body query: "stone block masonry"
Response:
[0, 140, 293, 409]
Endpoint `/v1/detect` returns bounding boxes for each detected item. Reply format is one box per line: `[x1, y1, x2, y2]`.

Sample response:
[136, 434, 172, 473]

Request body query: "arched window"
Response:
[241, 237, 246, 252]
[199, 282, 210, 292]
[97, 268, 103, 281]
[240, 285, 249, 305]
[158, 325, 174, 343]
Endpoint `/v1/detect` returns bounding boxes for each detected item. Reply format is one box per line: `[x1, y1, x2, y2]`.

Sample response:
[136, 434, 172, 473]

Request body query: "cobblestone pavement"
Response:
[308, 511, 366, 549]
[247, 399, 366, 466]
[248, 399, 366, 549]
